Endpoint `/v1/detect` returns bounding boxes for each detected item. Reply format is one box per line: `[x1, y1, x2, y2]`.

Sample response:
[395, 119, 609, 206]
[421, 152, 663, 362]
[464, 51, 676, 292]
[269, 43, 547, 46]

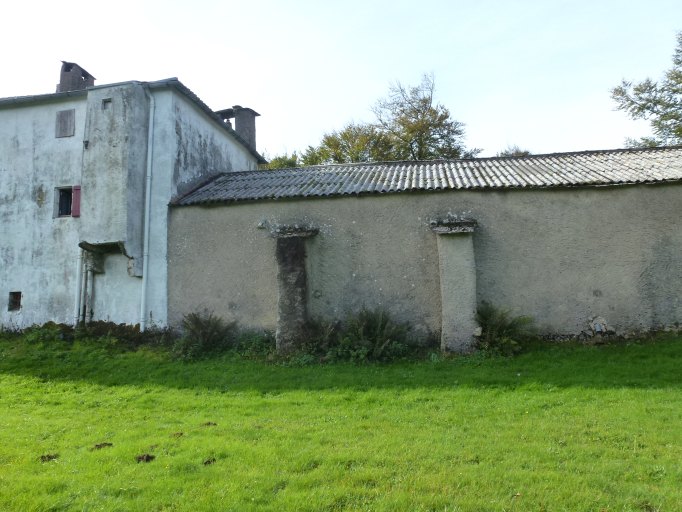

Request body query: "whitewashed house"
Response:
[0, 62, 264, 329]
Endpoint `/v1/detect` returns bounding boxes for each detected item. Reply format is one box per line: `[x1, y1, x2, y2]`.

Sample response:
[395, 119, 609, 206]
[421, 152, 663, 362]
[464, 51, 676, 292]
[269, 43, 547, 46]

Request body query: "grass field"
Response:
[0, 333, 681, 511]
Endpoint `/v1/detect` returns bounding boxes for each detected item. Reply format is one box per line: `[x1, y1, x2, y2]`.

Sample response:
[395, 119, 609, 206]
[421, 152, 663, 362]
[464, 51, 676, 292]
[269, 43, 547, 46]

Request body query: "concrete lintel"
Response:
[270, 224, 319, 239]
[430, 218, 477, 234]
[78, 240, 126, 254]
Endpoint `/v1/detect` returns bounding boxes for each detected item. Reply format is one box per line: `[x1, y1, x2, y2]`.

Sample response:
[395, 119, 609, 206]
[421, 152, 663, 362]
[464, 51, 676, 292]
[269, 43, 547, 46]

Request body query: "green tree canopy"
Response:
[300, 123, 392, 165]
[611, 32, 682, 147]
[495, 145, 532, 157]
[301, 74, 479, 165]
[263, 152, 299, 169]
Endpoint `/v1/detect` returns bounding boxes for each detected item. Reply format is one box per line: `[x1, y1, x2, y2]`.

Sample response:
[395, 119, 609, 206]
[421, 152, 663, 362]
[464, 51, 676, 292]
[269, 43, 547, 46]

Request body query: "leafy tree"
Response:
[303, 74, 479, 165]
[301, 123, 392, 165]
[372, 74, 479, 160]
[496, 145, 532, 157]
[611, 32, 682, 147]
[263, 152, 299, 169]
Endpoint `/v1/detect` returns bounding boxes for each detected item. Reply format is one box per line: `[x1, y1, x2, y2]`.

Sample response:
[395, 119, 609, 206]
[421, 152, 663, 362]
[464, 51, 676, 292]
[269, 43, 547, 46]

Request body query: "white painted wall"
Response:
[1, 80, 260, 329]
[90, 253, 141, 323]
[140, 87, 259, 328]
[0, 97, 86, 327]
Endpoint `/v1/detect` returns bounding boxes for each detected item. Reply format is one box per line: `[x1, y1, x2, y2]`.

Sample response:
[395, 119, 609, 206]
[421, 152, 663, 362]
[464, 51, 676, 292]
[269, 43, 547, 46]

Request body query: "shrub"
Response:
[232, 330, 276, 359]
[174, 311, 236, 360]
[331, 309, 410, 363]
[23, 322, 74, 344]
[475, 301, 535, 356]
[303, 308, 417, 364]
[75, 321, 177, 350]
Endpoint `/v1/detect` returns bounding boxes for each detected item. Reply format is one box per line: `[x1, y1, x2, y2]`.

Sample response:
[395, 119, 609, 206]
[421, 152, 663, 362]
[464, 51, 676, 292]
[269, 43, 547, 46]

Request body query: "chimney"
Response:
[56, 61, 95, 93]
[216, 105, 260, 151]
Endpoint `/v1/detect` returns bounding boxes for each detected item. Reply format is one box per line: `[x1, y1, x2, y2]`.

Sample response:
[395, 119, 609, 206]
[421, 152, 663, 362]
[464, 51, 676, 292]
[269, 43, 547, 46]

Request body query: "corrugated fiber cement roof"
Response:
[176, 146, 682, 206]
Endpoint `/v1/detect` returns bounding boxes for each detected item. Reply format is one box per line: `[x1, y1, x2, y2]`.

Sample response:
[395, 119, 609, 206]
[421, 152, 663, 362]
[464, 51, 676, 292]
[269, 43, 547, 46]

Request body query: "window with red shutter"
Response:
[55, 186, 81, 217]
[71, 186, 81, 217]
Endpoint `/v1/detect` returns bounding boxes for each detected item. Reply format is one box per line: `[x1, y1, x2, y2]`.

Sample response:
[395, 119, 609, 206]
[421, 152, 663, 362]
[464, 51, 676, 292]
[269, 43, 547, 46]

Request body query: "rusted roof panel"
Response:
[176, 147, 682, 206]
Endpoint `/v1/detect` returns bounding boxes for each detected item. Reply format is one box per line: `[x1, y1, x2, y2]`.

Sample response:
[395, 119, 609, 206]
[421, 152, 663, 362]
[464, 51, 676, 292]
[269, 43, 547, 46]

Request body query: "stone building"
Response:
[2, 63, 681, 352]
[0, 62, 264, 329]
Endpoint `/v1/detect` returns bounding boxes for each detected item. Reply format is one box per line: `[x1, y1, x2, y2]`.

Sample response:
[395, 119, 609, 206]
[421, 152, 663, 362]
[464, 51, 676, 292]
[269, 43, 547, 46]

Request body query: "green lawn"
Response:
[0, 334, 681, 511]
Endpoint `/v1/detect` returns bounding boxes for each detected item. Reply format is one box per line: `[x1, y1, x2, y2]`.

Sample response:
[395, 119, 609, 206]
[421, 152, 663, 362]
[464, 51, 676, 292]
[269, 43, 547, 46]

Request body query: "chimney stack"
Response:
[216, 105, 260, 151]
[56, 61, 95, 93]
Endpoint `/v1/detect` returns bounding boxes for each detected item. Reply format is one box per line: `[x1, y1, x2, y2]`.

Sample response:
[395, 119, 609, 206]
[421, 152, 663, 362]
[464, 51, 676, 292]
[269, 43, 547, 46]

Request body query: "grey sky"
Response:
[2, 0, 680, 158]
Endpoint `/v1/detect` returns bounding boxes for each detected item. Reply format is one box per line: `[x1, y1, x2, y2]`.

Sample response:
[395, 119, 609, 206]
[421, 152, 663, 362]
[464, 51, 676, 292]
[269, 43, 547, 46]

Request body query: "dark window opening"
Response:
[102, 98, 112, 110]
[55, 186, 80, 217]
[58, 188, 73, 216]
[8, 292, 21, 311]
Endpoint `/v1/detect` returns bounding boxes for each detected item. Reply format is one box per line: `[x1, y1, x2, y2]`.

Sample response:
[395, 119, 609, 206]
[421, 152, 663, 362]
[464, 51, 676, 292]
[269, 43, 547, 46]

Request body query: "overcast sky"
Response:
[2, 0, 680, 158]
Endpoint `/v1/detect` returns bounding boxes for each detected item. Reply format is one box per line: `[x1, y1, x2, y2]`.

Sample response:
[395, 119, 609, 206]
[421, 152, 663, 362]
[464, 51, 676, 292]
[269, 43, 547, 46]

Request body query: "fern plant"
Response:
[475, 302, 535, 356]
[174, 310, 236, 360]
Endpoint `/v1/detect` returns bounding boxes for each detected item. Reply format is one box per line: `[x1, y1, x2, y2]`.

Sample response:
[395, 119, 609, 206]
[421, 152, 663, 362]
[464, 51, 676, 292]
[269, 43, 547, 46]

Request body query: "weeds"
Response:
[174, 310, 237, 360]
[232, 330, 276, 359]
[299, 308, 425, 364]
[475, 301, 535, 356]
[23, 322, 73, 344]
[9, 321, 177, 351]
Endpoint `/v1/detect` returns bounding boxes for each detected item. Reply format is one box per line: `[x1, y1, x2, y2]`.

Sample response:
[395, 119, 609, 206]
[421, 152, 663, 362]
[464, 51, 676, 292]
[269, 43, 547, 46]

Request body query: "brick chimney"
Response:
[56, 61, 95, 93]
[216, 105, 260, 151]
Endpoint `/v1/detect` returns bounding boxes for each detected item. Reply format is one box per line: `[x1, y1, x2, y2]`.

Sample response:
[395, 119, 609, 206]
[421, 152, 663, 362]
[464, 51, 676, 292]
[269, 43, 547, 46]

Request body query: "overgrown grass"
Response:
[0, 332, 681, 511]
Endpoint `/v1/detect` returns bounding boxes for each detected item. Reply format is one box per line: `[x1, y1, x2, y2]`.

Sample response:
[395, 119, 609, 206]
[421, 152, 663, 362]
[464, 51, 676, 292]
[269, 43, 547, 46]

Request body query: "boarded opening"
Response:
[55, 109, 75, 138]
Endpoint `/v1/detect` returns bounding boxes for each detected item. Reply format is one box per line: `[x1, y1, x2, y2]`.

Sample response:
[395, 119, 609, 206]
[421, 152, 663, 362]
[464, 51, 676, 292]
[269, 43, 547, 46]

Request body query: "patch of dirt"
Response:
[39, 453, 58, 463]
[203, 457, 216, 465]
[171, 432, 184, 438]
[136, 454, 155, 463]
[202, 422, 217, 427]
[92, 442, 113, 450]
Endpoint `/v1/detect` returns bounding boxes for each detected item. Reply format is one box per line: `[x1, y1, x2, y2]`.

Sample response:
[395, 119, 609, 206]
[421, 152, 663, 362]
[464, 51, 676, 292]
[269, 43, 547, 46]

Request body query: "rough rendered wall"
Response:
[0, 82, 259, 329]
[0, 98, 85, 327]
[90, 253, 142, 323]
[168, 183, 682, 336]
[171, 92, 257, 198]
[80, 83, 148, 275]
[140, 90, 260, 328]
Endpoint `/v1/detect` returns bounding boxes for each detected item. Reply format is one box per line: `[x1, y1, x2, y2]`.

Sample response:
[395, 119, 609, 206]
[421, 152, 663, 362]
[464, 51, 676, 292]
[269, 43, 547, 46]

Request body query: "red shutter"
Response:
[71, 186, 81, 217]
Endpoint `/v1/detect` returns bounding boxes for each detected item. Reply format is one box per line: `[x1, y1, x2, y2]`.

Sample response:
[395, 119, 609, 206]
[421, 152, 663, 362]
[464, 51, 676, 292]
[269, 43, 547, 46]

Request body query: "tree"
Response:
[372, 74, 479, 160]
[611, 32, 682, 147]
[263, 152, 299, 170]
[496, 145, 532, 157]
[301, 123, 393, 165]
[302, 74, 479, 165]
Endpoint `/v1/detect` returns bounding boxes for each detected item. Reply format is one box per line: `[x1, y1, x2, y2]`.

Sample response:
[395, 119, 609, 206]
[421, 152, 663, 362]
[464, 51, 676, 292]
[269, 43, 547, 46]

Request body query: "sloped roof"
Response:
[176, 146, 682, 206]
[0, 78, 266, 164]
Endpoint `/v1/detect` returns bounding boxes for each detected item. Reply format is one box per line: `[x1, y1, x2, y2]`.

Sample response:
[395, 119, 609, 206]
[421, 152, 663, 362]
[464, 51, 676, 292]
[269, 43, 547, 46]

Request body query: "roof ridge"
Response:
[255, 145, 682, 173]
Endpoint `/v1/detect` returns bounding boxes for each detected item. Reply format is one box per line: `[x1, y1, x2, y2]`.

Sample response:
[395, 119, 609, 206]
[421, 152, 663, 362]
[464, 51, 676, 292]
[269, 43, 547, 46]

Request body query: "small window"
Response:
[8, 292, 21, 312]
[58, 188, 72, 216]
[102, 98, 112, 110]
[55, 186, 81, 217]
[56, 109, 75, 138]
